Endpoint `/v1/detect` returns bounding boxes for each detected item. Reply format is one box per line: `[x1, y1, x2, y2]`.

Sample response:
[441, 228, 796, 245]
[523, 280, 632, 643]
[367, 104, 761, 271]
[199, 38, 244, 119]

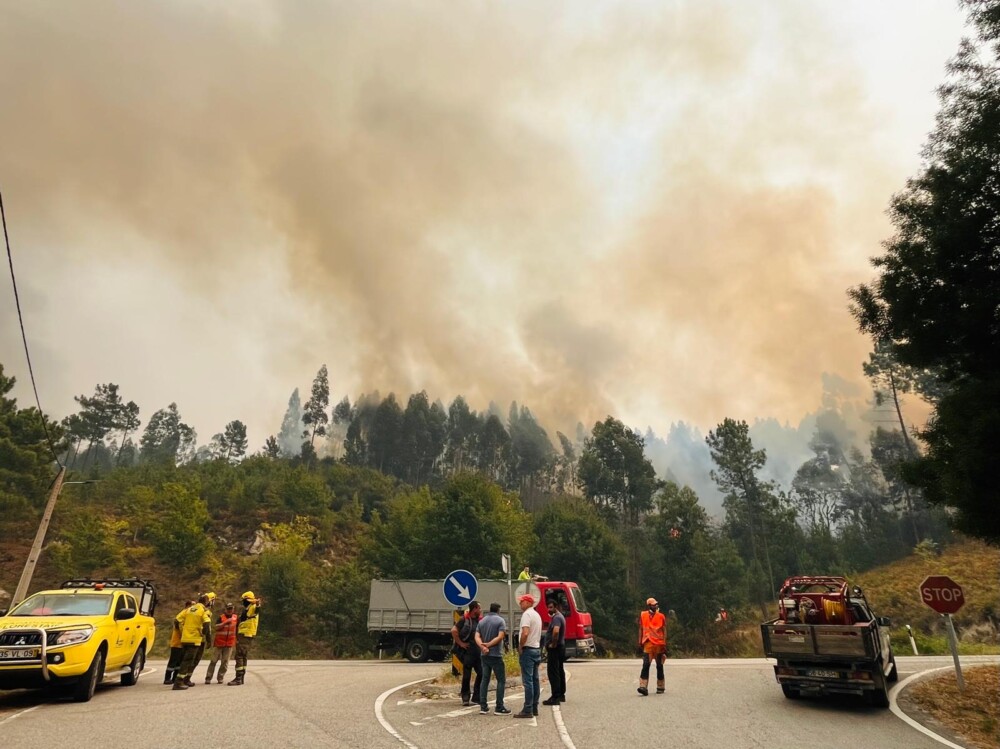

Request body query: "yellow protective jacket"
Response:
[237, 603, 260, 637]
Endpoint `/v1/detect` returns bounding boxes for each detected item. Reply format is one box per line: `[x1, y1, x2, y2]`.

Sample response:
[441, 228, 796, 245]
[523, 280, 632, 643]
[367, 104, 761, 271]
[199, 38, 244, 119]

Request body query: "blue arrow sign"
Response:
[443, 569, 478, 607]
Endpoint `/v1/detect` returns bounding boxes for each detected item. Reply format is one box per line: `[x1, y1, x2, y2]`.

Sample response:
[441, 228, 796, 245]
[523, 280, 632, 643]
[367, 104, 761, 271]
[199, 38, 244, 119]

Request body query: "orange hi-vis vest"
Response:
[214, 613, 238, 648]
[640, 610, 666, 646]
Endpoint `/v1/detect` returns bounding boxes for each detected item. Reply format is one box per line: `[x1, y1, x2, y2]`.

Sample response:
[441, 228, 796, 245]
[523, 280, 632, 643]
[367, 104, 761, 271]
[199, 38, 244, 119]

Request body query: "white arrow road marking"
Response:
[449, 576, 471, 599]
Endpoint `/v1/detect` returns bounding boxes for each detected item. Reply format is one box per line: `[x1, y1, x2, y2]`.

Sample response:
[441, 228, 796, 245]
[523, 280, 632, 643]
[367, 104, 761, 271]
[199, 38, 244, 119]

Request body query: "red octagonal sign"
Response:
[919, 575, 965, 614]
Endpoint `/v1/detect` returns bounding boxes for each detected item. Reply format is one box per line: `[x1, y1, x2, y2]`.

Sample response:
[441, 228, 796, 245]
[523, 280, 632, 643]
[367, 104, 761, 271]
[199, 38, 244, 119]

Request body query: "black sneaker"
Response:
[495, 707, 511, 715]
[480, 706, 490, 714]
[512, 711, 532, 719]
[542, 698, 559, 706]
[532, 709, 538, 716]
[637, 686, 649, 696]
[462, 700, 471, 707]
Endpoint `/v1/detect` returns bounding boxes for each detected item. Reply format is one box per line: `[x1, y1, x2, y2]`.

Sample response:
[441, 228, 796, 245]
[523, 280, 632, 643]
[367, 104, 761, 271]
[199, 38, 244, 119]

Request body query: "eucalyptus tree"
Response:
[302, 365, 330, 448]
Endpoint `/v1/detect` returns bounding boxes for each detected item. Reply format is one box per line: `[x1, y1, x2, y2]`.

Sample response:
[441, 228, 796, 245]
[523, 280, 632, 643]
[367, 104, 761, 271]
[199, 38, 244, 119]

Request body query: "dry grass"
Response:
[855, 539, 1000, 653]
[911, 665, 999, 749]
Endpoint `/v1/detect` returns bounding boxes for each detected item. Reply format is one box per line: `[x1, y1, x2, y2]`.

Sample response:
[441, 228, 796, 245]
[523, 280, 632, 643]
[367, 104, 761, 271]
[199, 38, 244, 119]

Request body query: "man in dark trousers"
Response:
[451, 600, 483, 706]
[542, 595, 566, 705]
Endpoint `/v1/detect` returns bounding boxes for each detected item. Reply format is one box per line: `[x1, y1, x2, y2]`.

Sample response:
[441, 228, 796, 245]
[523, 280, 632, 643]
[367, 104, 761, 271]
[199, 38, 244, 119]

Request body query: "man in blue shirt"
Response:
[474, 602, 510, 714]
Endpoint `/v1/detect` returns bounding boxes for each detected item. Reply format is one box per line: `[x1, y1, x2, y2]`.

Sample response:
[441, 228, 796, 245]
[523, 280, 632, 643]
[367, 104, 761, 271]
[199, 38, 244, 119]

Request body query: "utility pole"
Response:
[11, 467, 66, 606]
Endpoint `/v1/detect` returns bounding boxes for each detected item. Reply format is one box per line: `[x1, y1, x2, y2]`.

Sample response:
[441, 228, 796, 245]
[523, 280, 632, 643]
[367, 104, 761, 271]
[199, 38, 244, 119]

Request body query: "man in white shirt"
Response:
[513, 594, 543, 718]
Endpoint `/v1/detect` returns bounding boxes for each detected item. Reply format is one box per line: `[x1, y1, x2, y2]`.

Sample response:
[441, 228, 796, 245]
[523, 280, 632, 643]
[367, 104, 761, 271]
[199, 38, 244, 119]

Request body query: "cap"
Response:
[518, 594, 535, 604]
[646, 597, 658, 606]
[225, 602, 235, 609]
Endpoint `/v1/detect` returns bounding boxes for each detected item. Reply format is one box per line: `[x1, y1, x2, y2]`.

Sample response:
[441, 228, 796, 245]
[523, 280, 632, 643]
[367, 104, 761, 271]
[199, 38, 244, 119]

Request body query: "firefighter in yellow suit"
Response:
[173, 594, 212, 690]
[229, 591, 262, 686]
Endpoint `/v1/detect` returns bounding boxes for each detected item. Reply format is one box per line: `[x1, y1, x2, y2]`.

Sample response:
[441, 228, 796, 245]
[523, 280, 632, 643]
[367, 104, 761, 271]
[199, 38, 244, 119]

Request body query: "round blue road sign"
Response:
[443, 569, 478, 607]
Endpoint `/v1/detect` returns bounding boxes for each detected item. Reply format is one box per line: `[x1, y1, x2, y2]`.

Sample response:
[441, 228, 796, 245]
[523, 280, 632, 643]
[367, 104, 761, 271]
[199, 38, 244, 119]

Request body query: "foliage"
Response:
[302, 365, 330, 447]
[314, 559, 375, 656]
[533, 498, 632, 643]
[364, 472, 533, 578]
[146, 482, 212, 569]
[50, 512, 129, 576]
[849, 0, 1000, 544]
[578, 416, 660, 529]
[0, 363, 63, 516]
[140, 403, 196, 466]
[278, 388, 304, 457]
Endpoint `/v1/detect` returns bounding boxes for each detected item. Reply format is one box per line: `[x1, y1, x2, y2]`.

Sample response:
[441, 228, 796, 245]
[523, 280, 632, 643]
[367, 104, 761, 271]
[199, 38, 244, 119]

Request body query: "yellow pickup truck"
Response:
[0, 579, 157, 702]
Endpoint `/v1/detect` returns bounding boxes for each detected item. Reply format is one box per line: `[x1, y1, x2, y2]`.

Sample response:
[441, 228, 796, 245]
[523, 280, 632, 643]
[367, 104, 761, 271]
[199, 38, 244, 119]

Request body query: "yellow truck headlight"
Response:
[51, 626, 95, 647]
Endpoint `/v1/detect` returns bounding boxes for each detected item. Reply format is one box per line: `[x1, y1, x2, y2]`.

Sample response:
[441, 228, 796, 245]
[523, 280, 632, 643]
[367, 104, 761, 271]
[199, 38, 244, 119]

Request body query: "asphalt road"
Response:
[0, 656, 995, 749]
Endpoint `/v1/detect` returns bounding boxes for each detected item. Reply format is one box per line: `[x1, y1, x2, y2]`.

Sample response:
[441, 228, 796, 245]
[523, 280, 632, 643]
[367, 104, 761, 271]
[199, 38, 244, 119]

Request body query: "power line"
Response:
[1, 186, 63, 467]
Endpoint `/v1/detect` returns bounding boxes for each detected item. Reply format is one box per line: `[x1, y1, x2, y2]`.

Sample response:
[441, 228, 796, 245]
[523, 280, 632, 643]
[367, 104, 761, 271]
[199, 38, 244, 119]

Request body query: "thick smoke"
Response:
[0, 1, 959, 444]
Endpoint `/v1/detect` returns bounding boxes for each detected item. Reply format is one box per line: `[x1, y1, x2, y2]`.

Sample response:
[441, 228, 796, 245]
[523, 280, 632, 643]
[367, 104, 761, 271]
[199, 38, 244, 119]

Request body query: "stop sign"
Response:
[919, 575, 965, 614]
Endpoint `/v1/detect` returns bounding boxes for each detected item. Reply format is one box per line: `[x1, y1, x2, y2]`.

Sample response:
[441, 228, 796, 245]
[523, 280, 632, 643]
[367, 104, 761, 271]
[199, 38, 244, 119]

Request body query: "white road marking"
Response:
[375, 678, 428, 749]
[889, 666, 968, 749]
[552, 705, 577, 749]
[0, 705, 41, 727]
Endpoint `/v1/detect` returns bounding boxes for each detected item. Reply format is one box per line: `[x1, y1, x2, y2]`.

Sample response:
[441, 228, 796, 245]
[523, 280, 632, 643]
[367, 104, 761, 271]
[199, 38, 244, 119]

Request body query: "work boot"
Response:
[172, 681, 189, 691]
[217, 678, 224, 684]
[228, 677, 243, 686]
[183, 679, 196, 687]
[657, 678, 665, 693]
[205, 679, 212, 685]
[637, 678, 649, 696]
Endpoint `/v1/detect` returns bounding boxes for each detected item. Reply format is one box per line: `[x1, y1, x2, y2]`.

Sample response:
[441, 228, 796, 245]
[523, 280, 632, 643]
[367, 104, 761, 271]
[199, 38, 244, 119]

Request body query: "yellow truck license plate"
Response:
[0, 648, 40, 659]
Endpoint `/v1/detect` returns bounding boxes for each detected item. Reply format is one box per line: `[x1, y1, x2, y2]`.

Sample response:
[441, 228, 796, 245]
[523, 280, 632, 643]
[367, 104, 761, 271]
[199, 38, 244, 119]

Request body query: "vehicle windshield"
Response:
[9, 594, 112, 617]
[570, 586, 588, 613]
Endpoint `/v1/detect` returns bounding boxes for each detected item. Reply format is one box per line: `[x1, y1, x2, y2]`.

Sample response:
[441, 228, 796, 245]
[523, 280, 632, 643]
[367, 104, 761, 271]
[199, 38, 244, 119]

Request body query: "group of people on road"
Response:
[450, 591, 567, 717]
[452, 589, 670, 711]
[163, 590, 262, 690]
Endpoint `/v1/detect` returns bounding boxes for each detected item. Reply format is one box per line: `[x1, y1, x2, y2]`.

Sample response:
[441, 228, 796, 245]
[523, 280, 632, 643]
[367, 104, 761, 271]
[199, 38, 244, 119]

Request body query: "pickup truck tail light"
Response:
[848, 671, 873, 681]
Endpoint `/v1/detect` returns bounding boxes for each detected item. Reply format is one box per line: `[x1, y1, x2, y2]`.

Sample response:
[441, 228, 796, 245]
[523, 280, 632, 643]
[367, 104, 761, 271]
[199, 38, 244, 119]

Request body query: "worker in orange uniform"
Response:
[228, 591, 262, 686]
[205, 602, 239, 684]
[637, 597, 667, 696]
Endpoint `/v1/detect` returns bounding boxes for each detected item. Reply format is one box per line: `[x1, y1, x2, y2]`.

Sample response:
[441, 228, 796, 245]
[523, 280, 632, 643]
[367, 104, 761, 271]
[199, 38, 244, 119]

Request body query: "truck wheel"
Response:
[781, 684, 800, 700]
[887, 653, 898, 683]
[73, 649, 105, 702]
[121, 645, 145, 686]
[405, 638, 430, 663]
[865, 674, 890, 708]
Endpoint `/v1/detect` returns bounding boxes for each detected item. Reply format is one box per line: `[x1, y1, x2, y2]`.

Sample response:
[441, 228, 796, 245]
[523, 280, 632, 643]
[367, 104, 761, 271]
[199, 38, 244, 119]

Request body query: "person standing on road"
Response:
[190, 592, 215, 680]
[205, 602, 238, 684]
[637, 597, 667, 696]
[451, 600, 483, 706]
[474, 602, 510, 714]
[164, 599, 194, 685]
[542, 596, 566, 705]
[229, 591, 262, 686]
[173, 594, 213, 690]
[513, 594, 542, 718]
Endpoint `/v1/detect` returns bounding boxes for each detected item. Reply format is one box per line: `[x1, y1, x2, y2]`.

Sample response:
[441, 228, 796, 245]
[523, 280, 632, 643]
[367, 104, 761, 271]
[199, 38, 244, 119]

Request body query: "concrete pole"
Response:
[11, 467, 66, 606]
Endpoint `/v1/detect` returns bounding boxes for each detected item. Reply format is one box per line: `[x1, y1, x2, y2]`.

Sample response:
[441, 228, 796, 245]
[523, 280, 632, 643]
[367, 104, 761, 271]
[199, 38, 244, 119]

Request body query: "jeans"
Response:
[519, 647, 542, 712]
[480, 654, 506, 709]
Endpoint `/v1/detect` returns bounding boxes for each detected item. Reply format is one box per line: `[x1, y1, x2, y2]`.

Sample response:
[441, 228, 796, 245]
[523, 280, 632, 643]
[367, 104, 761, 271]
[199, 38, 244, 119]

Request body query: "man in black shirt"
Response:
[541, 596, 566, 705]
[451, 600, 483, 706]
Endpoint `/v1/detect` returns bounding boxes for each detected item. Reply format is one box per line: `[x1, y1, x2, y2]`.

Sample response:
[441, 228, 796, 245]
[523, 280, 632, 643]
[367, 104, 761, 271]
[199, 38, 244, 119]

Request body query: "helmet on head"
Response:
[204, 592, 216, 601]
[646, 597, 658, 606]
[242, 591, 256, 601]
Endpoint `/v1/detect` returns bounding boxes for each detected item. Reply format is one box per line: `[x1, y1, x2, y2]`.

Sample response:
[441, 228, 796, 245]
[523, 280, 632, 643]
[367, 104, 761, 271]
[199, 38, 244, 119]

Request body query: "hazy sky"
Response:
[0, 1, 967, 451]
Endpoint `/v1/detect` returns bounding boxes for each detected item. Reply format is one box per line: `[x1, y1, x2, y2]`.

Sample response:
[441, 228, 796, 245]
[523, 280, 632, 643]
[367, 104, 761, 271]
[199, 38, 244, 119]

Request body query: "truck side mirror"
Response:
[115, 608, 137, 621]
[0, 609, 7, 617]
[877, 616, 891, 627]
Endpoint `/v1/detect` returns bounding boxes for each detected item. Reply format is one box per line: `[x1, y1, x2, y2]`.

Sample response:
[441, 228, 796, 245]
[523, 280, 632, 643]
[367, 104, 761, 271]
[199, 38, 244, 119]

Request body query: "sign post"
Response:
[919, 575, 966, 691]
[502, 554, 513, 649]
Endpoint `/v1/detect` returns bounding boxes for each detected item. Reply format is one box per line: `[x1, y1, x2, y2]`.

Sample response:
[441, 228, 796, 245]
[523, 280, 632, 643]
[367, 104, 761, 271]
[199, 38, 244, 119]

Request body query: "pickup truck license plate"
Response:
[807, 669, 839, 679]
[0, 648, 40, 659]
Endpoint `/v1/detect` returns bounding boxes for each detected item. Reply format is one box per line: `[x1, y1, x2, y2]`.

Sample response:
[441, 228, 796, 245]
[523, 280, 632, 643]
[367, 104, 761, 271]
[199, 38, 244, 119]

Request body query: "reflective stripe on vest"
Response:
[640, 610, 666, 646]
